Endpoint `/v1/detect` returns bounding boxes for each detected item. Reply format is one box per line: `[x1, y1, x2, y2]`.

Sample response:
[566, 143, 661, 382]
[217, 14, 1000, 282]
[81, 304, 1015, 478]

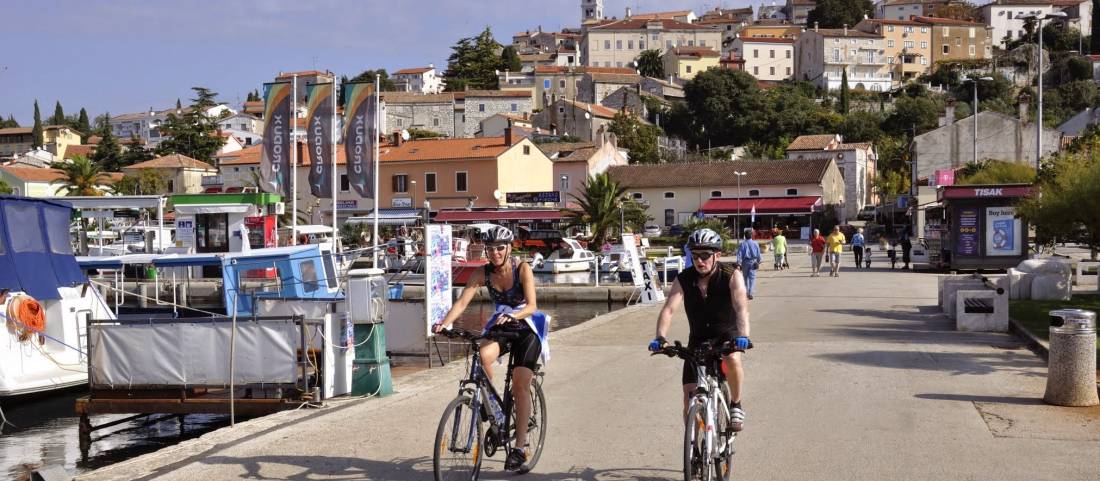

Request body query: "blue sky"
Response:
[0, 0, 758, 126]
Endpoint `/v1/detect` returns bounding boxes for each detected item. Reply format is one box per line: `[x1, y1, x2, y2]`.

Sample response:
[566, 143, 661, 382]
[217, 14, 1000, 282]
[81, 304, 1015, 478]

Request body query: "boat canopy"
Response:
[0, 195, 86, 300]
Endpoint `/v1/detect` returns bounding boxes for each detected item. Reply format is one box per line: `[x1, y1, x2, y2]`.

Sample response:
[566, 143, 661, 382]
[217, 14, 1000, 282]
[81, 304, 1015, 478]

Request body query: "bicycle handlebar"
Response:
[651, 340, 752, 362]
[435, 327, 522, 343]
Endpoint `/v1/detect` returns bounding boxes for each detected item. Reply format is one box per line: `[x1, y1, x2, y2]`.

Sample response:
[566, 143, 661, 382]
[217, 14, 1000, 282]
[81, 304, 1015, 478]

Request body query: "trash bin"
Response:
[1043, 309, 1099, 407]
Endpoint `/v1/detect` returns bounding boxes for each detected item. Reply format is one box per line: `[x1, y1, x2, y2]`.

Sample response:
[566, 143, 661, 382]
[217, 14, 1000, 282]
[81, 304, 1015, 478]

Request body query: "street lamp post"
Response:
[560, 174, 568, 209]
[410, 180, 418, 222]
[966, 76, 994, 165]
[1022, 11, 1067, 171]
[733, 171, 747, 234]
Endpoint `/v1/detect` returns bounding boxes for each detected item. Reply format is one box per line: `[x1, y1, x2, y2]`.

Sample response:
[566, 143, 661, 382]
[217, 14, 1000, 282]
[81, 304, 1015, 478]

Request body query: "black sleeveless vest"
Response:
[676, 263, 739, 343]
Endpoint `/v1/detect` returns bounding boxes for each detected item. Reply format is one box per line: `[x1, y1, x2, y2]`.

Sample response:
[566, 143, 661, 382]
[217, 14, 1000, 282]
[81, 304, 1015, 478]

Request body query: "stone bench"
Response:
[956, 289, 1008, 332]
[1075, 261, 1100, 287]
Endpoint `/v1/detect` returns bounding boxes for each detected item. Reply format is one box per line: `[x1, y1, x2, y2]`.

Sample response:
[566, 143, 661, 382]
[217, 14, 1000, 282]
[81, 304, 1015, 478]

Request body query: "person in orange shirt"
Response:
[809, 229, 826, 277]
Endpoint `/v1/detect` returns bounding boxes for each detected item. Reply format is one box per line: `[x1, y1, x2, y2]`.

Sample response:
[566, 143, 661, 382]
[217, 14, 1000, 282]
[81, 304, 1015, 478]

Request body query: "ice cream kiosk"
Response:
[932, 184, 1031, 271]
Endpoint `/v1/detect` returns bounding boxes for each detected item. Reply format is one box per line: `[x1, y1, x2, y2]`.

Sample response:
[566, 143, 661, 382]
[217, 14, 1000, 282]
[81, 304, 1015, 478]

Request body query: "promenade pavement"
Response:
[78, 252, 1100, 481]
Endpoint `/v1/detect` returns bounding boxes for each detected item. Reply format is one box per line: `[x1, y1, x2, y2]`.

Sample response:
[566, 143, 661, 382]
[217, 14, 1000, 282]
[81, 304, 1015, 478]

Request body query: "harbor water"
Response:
[0, 297, 626, 480]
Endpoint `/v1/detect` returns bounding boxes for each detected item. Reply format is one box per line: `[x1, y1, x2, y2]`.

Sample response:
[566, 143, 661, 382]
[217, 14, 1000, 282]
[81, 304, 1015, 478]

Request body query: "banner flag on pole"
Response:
[343, 81, 377, 198]
[306, 82, 334, 197]
[260, 82, 293, 196]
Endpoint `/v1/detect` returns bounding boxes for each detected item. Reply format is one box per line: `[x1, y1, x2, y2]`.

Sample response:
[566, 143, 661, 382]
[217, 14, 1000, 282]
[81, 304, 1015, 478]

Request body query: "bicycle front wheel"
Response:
[434, 395, 484, 481]
[684, 401, 710, 481]
[513, 376, 547, 474]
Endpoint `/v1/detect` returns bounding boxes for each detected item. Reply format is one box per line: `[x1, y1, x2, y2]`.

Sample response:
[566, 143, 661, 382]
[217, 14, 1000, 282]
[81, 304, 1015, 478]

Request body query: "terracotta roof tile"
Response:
[0, 166, 67, 182]
[629, 10, 694, 20]
[668, 46, 721, 57]
[64, 145, 97, 159]
[588, 72, 643, 84]
[608, 158, 833, 188]
[590, 18, 716, 31]
[533, 66, 635, 75]
[393, 67, 433, 75]
[380, 92, 454, 104]
[811, 29, 882, 38]
[562, 99, 620, 119]
[380, 137, 513, 162]
[736, 37, 796, 44]
[463, 90, 533, 98]
[912, 16, 987, 27]
[837, 143, 873, 151]
[787, 134, 840, 151]
[123, 154, 217, 171]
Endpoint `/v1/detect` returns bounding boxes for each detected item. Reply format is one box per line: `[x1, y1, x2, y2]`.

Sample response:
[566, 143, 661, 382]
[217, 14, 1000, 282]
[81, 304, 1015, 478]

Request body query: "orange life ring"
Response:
[6, 294, 46, 342]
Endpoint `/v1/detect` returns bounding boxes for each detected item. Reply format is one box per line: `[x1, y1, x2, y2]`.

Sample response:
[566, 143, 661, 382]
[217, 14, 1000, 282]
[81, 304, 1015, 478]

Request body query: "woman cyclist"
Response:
[433, 225, 549, 472]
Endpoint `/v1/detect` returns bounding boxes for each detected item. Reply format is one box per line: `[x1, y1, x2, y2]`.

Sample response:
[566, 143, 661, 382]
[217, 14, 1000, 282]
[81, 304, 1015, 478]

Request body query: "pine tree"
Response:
[839, 69, 850, 115]
[154, 87, 226, 161]
[501, 45, 522, 72]
[32, 100, 43, 149]
[77, 108, 91, 141]
[122, 134, 155, 166]
[50, 101, 65, 126]
[0, 115, 17, 128]
[444, 27, 504, 91]
[90, 127, 124, 171]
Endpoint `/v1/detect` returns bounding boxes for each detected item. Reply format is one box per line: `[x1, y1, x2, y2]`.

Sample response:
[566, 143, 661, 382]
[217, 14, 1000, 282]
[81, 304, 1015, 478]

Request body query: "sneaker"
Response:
[504, 447, 527, 471]
[730, 404, 745, 432]
[747, 294, 754, 300]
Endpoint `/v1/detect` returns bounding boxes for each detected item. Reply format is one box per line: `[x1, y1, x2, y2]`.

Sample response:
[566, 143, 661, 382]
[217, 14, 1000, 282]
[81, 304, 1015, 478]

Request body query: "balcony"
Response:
[825, 55, 888, 66]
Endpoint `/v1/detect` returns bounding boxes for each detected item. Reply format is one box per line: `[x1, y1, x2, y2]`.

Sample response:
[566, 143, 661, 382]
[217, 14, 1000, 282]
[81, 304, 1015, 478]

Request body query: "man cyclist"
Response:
[649, 228, 751, 431]
[433, 226, 549, 471]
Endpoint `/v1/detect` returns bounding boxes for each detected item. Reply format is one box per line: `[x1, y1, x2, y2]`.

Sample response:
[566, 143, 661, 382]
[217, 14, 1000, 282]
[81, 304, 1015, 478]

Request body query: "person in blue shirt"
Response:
[735, 228, 761, 299]
[852, 227, 866, 269]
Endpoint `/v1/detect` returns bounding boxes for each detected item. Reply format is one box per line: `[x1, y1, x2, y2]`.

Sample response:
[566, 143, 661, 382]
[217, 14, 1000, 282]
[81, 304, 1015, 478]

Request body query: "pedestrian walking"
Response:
[771, 229, 787, 270]
[851, 228, 865, 269]
[825, 226, 846, 277]
[810, 229, 825, 277]
[735, 228, 761, 299]
[900, 235, 913, 270]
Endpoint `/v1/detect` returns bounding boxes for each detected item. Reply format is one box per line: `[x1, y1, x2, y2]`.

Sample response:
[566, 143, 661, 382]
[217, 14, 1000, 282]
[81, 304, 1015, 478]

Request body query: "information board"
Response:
[425, 224, 453, 336]
[957, 207, 979, 256]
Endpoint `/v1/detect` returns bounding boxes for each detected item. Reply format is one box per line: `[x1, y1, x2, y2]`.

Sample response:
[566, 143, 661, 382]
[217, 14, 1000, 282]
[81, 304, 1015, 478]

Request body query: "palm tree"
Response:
[564, 173, 631, 247]
[50, 155, 111, 196]
[635, 49, 664, 79]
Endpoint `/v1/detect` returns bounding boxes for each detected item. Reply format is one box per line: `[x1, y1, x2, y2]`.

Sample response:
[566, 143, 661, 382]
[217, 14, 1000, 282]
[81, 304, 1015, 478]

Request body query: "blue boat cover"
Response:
[0, 196, 87, 299]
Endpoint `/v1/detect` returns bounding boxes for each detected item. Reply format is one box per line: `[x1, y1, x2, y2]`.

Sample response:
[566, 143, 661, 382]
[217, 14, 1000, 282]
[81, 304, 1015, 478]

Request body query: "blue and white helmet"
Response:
[481, 226, 514, 244]
[688, 228, 723, 251]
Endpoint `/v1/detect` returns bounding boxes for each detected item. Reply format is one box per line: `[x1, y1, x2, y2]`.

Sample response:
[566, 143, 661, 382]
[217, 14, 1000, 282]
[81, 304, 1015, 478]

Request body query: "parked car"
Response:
[643, 225, 662, 237]
[856, 205, 877, 221]
[666, 224, 685, 237]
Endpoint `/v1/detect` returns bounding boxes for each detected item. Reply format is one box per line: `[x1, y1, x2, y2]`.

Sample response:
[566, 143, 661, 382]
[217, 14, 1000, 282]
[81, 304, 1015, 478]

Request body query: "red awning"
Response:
[701, 196, 821, 215]
[433, 209, 564, 223]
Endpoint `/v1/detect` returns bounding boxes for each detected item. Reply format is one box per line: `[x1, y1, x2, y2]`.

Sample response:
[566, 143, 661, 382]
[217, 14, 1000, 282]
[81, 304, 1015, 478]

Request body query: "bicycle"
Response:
[433, 328, 547, 480]
[654, 339, 752, 481]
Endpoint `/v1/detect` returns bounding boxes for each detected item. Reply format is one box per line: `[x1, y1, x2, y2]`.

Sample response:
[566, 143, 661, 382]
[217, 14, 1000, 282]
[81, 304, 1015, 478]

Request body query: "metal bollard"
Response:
[1043, 309, 1099, 407]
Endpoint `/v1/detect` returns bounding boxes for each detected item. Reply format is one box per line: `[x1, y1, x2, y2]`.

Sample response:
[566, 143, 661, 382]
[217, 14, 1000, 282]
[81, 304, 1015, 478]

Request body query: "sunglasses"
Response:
[692, 251, 717, 261]
[488, 244, 510, 253]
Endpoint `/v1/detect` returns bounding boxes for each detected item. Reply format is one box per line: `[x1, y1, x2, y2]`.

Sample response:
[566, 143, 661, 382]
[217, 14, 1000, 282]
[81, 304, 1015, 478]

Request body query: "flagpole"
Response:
[291, 75, 298, 246]
[372, 74, 380, 267]
[331, 81, 339, 252]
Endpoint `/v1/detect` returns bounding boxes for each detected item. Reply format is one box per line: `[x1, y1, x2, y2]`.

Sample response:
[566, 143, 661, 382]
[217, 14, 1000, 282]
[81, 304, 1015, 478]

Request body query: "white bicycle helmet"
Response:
[481, 225, 515, 244]
[688, 228, 723, 251]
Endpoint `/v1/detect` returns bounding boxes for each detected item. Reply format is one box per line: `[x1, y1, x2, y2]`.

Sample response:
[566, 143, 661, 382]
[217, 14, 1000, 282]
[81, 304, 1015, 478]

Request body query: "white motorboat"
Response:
[1, 196, 115, 396]
[531, 238, 595, 273]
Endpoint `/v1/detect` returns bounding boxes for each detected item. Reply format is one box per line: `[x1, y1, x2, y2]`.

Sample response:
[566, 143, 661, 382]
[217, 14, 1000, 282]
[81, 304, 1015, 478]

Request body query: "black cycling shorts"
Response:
[486, 324, 542, 372]
[682, 331, 739, 385]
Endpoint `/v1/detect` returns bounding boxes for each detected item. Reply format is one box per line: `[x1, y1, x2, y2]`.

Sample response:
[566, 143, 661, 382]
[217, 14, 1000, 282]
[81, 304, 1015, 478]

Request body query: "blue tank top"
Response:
[484, 259, 526, 308]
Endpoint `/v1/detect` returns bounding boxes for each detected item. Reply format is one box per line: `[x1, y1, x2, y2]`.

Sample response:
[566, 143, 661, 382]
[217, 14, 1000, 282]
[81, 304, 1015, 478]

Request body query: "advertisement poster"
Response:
[175, 219, 194, 246]
[425, 224, 453, 336]
[986, 206, 1021, 256]
[621, 234, 644, 288]
[957, 208, 979, 256]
